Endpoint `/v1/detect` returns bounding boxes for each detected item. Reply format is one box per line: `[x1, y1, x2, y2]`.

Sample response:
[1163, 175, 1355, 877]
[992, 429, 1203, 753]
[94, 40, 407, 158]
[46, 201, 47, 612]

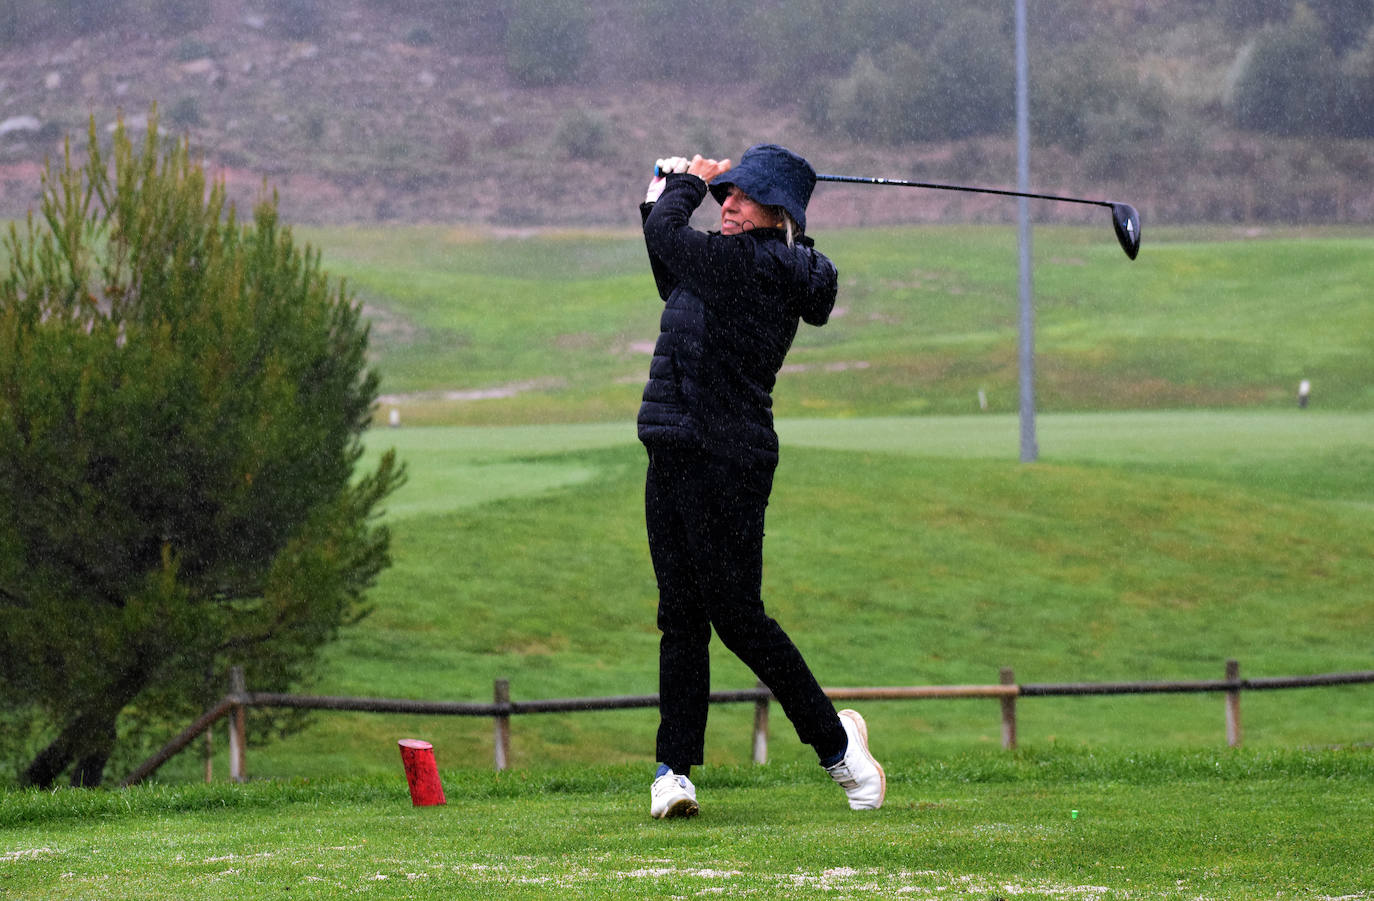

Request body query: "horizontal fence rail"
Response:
[123, 662, 1374, 786]
[1017, 673, 1374, 695]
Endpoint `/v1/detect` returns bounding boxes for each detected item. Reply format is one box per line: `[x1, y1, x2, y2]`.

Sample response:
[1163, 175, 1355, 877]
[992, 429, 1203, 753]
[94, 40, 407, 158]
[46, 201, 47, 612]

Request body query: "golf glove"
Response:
[646, 156, 690, 203]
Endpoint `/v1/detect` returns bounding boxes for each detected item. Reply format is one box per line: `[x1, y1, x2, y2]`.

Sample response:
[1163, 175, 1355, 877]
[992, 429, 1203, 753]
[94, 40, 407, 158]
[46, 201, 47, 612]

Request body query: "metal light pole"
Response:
[1015, 0, 1037, 463]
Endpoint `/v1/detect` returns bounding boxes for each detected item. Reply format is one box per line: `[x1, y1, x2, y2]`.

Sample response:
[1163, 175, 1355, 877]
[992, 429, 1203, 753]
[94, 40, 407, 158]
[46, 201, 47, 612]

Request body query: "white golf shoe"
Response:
[824, 709, 886, 810]
[650, 770, 699, 819]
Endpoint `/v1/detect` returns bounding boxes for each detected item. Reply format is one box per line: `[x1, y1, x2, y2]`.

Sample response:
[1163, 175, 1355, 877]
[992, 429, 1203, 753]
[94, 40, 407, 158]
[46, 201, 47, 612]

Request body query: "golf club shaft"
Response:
[650, 163, 1140, 259]
[814, 173, 1113, 210]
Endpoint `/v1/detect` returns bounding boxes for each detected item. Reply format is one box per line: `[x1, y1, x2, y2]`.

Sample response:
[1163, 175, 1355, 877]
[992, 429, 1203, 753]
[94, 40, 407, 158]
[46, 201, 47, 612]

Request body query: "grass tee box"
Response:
[3, 750, 1373, 900]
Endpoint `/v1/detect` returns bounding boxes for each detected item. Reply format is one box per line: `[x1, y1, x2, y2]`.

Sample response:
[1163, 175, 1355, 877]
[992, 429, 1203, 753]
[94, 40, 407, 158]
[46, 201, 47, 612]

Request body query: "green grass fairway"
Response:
[307, 224, 1374, 423]
[778, 410, 1374, 504]
[109, 409, 1368, 788]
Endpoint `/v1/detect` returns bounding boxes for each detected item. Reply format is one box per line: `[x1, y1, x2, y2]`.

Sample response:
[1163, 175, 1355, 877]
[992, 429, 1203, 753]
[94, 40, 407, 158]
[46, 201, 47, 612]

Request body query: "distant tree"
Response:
[1034, 44, 1167, 155]
[1309, 0, 1374, 52]
[1217, 0, 1293, 30]
[815, 52, 903, 143]
[150, 0, 213, 35]
[440, 0, 509, 44]
[554, 109, 609, 158]
[168, 95, 204, 128]
[915, 8, 1014, 140]
[504, 0, 590, 86]
[629, 0, 749, 80]
[1079, 79, 1172, 179]
[0, 115, 403, 788]
[1226, 6, 1343, 136]
[0, 0, 42, 44]
[1335, 24, 1374, 136]
[749, 0, 858, 99]
[1217, 0, 1373, 50]
[812, 9, 1014, 145]
[838, 0, 947, 54]
[55, 0, 127, 34]
[273, 0, 325, 40]
[1033, 44, 1106, 152]
[359, 0, 507, 49]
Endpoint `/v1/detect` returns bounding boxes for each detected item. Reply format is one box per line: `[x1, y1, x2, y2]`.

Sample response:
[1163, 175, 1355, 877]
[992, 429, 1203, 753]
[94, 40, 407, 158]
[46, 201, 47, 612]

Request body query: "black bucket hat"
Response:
[708, 143, 816, 233]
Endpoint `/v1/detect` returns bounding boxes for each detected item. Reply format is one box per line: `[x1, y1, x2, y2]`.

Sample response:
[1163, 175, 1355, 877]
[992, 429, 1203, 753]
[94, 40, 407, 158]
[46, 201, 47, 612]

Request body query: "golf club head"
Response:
[1111, 203, 1141, 260]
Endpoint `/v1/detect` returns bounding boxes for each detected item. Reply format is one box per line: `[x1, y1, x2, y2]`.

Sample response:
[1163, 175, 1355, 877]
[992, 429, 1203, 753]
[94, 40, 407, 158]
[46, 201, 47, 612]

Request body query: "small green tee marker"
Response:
[1071, 810, 1079, 820]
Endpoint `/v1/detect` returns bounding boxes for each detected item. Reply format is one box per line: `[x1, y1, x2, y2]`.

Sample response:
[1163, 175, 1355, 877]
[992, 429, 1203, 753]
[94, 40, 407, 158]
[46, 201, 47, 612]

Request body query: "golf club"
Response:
[814, 173, 1141, 260]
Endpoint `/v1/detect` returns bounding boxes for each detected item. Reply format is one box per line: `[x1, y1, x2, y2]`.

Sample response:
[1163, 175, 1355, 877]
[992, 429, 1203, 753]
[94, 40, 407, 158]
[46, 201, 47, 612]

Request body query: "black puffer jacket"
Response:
[637, 174, 838, 469]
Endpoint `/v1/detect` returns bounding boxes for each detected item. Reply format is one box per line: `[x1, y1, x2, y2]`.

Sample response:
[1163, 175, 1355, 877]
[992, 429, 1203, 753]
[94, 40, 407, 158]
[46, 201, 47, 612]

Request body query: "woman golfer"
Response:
[638, 144, 885, 818]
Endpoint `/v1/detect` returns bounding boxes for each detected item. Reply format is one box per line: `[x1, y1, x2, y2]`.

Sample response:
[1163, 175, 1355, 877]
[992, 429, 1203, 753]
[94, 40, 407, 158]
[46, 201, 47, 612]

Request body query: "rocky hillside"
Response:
[2, 1, 1372, 229]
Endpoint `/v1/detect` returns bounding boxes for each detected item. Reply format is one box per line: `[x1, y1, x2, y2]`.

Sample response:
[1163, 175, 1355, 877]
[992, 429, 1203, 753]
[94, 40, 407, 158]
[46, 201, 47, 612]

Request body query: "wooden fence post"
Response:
[752, 680, 770, 765]
[1225, 659, 1242, 748]
[228, 666, 247, 783]
[1000, 667, 1017, 750]
[493, 678, 511, 771]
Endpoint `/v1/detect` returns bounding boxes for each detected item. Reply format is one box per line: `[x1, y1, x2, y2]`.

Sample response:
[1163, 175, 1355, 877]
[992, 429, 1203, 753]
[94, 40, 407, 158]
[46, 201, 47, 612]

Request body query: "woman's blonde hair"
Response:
[775, 207, 799, 247]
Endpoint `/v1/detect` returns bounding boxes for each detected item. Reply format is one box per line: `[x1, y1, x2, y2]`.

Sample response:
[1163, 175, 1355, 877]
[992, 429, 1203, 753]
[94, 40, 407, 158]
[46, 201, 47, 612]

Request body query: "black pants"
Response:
[645, 446, 845, 772]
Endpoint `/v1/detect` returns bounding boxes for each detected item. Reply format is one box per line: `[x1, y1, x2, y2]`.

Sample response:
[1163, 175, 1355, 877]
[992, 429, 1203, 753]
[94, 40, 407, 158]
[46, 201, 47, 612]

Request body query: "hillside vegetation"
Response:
[2, 0, 1374, 226]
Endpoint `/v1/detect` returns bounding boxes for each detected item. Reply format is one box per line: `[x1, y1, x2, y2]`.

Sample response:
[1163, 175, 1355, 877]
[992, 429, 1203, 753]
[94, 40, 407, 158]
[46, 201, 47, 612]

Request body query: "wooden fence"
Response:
[121, 660, 1374, 787]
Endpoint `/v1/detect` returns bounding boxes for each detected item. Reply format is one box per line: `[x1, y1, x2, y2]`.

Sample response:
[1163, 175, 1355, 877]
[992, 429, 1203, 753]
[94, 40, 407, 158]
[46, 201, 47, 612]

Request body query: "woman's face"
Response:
[720, 186, 781, 236]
